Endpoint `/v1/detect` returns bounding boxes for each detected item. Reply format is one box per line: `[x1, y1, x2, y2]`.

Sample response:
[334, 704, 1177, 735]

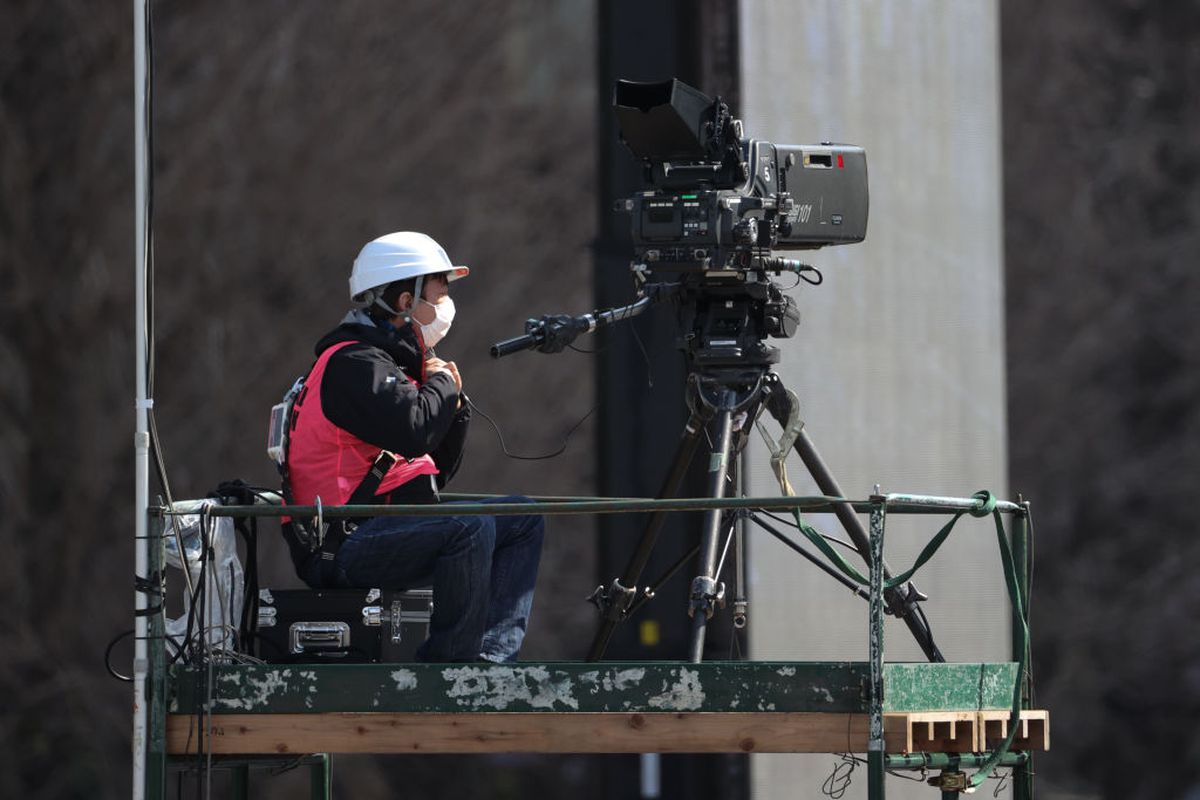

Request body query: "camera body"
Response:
[625, 141, 868, 274]
[614, 79, 868, 367]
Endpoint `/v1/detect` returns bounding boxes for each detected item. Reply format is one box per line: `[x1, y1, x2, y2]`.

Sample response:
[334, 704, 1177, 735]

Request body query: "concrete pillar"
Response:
[738, 3, 1008, 797]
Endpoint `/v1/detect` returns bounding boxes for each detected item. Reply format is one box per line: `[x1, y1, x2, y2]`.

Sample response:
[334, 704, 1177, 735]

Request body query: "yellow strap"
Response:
[755, 387, 804, 496]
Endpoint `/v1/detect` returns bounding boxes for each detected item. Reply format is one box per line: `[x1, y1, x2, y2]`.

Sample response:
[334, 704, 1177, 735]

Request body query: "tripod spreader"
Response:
[490, 287, 671, 359]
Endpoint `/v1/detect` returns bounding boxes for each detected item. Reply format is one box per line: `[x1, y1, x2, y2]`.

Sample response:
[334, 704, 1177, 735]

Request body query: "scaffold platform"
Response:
[141, 492, 1045, 799]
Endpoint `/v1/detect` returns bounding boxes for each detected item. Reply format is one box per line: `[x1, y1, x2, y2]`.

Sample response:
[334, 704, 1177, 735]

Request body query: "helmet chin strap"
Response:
[371, 293, 402, 319]
[371, 274, 426, 323]
[411, 275, 425, 322]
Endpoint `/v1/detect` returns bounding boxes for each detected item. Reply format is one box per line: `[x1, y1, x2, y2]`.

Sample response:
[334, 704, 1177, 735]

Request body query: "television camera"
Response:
[492, 78, 869, 367]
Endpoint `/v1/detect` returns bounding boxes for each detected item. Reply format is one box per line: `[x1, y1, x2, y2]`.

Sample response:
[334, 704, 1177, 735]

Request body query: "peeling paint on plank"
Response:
[647, 668, 705, 710]
[218, 669, 293, 711]
[390, 669, 418, 692]
[172, 661, 1009, 715]
[442, 665, 580, 711]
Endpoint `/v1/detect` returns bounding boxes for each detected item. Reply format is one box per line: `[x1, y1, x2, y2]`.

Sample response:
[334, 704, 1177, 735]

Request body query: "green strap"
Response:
[969, 498, 1028, 787]
[787, 510, 871, 584]
[786, 490, 997, 589]
[785, 490, 1027, 785]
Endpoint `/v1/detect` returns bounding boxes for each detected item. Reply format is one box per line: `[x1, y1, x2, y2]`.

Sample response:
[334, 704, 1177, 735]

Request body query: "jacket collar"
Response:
[315, 310, 426, 380]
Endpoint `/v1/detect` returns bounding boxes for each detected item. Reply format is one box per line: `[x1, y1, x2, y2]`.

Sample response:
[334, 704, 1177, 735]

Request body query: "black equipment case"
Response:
[254, 588, 431, 663]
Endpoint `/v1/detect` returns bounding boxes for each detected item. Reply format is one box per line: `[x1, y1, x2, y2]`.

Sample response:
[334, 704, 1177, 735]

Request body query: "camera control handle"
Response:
[489, 291, 666, 360]
[490, 333, 541, 358]
[489, 314, 587, 359]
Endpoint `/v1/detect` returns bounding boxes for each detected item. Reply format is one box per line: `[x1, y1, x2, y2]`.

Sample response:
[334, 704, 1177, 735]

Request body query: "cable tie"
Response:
[135, 399, 155, 410]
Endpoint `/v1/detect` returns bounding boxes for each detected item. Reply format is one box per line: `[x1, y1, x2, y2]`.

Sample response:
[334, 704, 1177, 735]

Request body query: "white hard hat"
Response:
[349, 231, 469, 302]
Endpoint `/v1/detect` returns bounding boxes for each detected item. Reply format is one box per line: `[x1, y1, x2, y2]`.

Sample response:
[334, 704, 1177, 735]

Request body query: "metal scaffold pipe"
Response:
[132, 0, 150, 797]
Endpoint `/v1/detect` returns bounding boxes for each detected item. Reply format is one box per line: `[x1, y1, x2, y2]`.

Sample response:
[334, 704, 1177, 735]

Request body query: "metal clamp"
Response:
[688, 576, 725, 619]
[926, 771, 969, 793]
[588, 579, 638, 622]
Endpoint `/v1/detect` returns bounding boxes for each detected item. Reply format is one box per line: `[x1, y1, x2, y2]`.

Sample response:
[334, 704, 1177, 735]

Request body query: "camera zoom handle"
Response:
[490, 314, 590, 358]
[490, 291, 664, 359]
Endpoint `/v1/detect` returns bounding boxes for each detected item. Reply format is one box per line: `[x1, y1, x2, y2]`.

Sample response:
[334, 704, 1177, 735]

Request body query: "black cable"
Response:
[241, 518, 259, 654]
[886, 767, 928, 782]
[466, 396, 595, 461]
[228, 562, 238, 649]
[779, 272, 803, 291]
[138, 0, 190, 671]
[727, 619, 744, 661]
[628, 315, 654, 389]
[992, 769, 1011, 797]
[821, 753, 860, 799]
[756, 509, 863, 555]
[106, 630, 135, 682]
[106, 627, 184, 681]
[1024, 504, 1037, 707]
[213, 480, 266, 655]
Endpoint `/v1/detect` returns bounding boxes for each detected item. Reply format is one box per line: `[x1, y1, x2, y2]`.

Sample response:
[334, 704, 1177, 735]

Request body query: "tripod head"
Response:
[490, 254, 819, 371]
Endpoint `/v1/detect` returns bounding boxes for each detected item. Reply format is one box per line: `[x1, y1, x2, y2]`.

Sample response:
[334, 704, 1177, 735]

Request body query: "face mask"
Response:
[417, 296, 455, 348]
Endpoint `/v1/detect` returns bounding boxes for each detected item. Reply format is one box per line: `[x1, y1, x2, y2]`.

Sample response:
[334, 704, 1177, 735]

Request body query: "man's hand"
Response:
[425, 357, 463, 393]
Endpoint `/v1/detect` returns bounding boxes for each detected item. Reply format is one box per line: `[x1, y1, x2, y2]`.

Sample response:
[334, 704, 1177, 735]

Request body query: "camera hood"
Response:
[614, 79, 716, 161]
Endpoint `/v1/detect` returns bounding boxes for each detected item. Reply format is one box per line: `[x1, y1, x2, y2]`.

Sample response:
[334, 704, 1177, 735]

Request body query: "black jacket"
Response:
[313, 319, 469, 498]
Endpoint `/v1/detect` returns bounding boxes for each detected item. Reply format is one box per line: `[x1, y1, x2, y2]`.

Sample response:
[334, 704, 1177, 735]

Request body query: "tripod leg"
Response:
[763, 374, 945, 663]
[732, 516, 748, 631]
[586, 406, 709, 661]
[687, 394, 737, 663]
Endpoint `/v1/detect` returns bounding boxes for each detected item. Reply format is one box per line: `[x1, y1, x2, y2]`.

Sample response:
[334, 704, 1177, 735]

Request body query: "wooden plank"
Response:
[167, 712, 913, 755]
[168, 710, 1051, 756]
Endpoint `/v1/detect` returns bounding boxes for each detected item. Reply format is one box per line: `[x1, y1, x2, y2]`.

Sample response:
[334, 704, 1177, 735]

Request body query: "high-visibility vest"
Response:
[286, 341, 438, 508]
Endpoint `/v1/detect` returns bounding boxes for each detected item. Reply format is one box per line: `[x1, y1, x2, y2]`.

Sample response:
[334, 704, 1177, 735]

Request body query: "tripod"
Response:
[488, 281, 944, 665]
[586, 366, 945, 664]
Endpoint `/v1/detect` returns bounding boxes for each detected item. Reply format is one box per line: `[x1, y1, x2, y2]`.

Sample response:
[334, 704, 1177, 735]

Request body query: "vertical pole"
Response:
[132, 0, 152, 798]
[688, 395, 736, 663]
[232, 764, 250, 800]
[867, 498, 886, 800]
[310, 754, 332, 800]
[145, 512, 167, 799]
[1011, 501, 1033, 800]
[639, 752, 661, 798]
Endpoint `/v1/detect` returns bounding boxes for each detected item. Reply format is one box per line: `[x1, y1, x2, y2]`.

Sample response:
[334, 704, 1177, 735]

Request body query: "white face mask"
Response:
[417, 296, 455, 348]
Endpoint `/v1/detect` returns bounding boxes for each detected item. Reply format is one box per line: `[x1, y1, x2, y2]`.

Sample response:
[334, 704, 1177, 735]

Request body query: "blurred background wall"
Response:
[1, 1, 604, 797]
[1000, 1, 1200, 796]
[0, 1, 1197, 798]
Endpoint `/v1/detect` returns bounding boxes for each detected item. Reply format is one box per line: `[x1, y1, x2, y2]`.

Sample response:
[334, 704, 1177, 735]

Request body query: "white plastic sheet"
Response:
[164, 499, 245, 655]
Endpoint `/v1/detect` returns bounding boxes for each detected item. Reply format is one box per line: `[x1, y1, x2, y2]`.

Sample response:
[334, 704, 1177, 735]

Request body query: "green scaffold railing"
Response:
[143, 490, 1037, 800]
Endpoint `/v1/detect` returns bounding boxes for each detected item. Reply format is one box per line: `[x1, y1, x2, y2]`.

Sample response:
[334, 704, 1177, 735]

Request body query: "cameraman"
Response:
[283, 231, 544, 663]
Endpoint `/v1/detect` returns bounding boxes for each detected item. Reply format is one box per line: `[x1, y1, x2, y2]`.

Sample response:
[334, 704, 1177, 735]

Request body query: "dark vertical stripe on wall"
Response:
[594, 3, 745, 799]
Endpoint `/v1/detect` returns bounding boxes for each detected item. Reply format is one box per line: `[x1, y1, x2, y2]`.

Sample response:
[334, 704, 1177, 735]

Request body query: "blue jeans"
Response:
[312, 496, 543, 662]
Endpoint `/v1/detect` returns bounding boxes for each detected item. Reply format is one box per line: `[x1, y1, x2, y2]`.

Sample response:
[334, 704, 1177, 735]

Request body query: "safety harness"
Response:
[272, 342, 399, 588]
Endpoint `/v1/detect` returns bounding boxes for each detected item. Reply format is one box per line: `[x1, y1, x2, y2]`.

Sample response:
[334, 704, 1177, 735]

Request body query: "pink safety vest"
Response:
[286, 341, 439, 510]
